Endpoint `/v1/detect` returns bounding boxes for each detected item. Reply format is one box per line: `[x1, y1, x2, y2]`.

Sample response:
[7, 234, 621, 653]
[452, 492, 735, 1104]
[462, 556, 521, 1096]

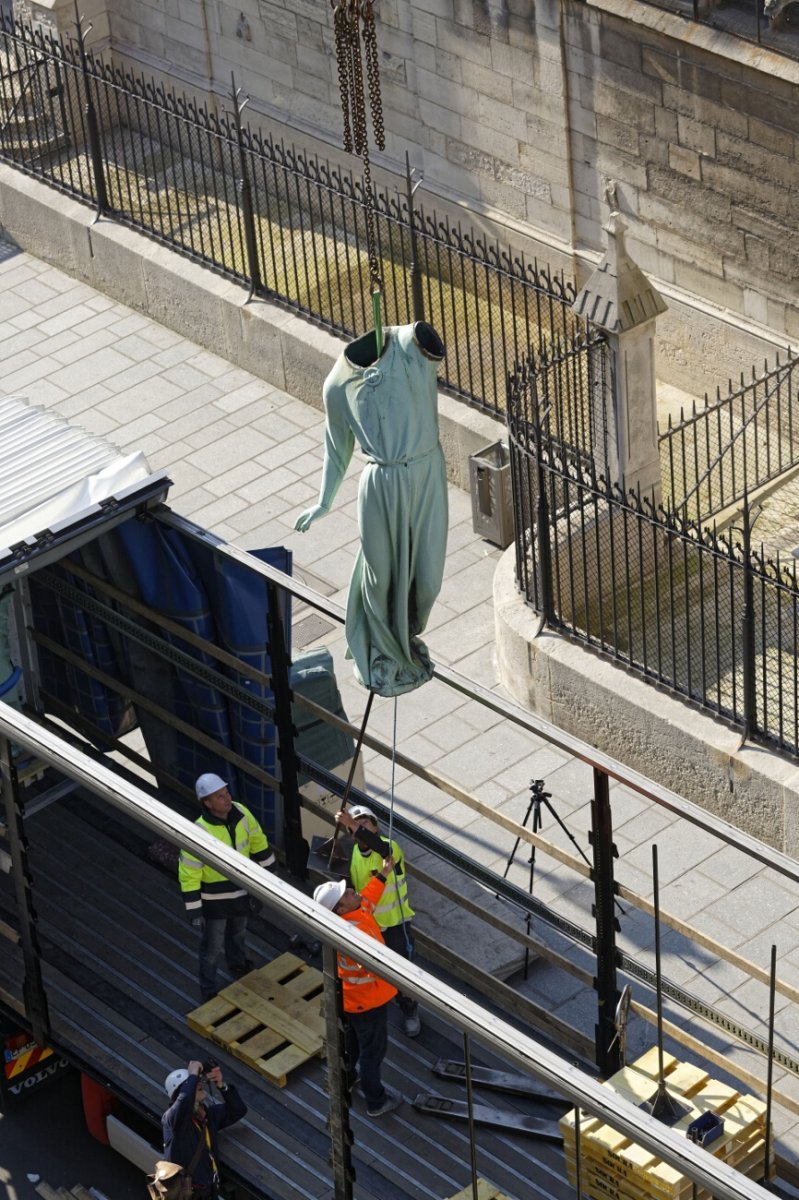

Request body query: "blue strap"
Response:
[0, 666, 21, 697]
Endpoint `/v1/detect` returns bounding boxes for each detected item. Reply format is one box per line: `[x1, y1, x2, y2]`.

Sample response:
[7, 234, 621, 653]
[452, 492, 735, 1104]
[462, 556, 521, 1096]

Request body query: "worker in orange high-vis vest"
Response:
[314, 857, 403, 1118]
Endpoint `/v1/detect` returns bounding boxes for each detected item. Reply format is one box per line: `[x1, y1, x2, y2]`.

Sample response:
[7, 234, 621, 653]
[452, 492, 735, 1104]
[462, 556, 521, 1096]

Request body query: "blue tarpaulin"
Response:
[30, 515, 291, 842]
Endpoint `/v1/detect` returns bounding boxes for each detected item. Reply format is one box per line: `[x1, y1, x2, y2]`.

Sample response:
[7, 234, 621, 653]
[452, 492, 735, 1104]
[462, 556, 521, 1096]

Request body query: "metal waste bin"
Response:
[469, 440, 514, 549]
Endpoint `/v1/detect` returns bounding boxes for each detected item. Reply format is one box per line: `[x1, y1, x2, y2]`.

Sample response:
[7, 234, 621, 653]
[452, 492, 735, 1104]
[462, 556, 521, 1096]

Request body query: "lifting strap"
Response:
[327, 689, 375, 868]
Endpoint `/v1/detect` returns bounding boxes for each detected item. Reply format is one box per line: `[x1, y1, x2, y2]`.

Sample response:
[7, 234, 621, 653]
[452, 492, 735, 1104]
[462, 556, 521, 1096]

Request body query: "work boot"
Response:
[367, 1085, 402, 1118]
[232, 959, 256, 979]
[401, 1001, 421, 1039]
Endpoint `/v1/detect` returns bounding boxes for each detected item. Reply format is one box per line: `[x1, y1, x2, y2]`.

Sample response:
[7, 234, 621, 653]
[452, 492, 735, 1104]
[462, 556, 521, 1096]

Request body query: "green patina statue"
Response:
[296, 321, 448, 697]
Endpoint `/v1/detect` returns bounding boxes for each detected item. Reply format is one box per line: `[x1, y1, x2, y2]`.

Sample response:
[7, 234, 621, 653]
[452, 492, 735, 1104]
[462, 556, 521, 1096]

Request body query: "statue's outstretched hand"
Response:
[294, 504, 328, 532]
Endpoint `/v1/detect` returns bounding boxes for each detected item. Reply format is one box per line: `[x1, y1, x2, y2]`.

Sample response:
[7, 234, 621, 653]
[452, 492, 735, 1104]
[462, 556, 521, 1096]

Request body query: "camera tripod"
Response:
[503, 778, 619, 980]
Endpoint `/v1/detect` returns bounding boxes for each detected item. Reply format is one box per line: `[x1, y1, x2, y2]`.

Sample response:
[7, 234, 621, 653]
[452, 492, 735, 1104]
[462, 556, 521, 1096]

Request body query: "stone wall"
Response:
[563, 3, 799, 377]
[26, 0, 799, 395]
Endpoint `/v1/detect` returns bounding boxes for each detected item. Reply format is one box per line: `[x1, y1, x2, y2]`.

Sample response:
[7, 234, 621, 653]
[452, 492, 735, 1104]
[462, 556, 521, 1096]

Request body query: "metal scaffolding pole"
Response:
[0, 737, 50, 1045]
[0, 703, 773, 1200]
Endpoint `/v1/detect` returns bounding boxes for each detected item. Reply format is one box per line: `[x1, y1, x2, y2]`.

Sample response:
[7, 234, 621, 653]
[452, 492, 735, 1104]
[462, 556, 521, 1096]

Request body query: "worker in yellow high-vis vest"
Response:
[179, 773, 275, 1003]
[335, 804, 421, 1038]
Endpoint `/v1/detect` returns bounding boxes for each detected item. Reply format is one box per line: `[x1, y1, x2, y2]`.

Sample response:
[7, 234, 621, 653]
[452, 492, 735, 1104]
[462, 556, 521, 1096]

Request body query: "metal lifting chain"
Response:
[361, 0, 385, 153]
[346, 3, 369, 161]
[332, 0, 353, 153]
[331, 0, 384, 291]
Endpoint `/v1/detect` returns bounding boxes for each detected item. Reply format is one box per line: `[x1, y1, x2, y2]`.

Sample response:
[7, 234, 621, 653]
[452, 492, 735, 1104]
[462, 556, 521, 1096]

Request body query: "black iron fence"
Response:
[638, 0, 799, 62]
[509, 340, 799, 757]
[509, 332, 613, 479]
[660, 350, 799, 522]
[0, 12, 581, 418]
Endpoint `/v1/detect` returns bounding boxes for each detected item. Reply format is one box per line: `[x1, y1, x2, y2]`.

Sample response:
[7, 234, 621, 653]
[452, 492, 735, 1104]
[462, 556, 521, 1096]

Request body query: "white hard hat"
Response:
[348, 805, 377, 823]
[314, 879, 347, 911]
[195, 773, 228, 801]
[164, 1068, 190, 1099]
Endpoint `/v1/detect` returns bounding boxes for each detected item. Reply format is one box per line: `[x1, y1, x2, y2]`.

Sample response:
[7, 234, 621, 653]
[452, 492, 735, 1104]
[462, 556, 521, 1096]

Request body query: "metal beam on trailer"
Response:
[22, 698, 795, 1083]
[157, 507, 799, 888]
[590, 767, 620, 1076]
[0, 703, 774, 1200]
[0, 735, 50, 1045]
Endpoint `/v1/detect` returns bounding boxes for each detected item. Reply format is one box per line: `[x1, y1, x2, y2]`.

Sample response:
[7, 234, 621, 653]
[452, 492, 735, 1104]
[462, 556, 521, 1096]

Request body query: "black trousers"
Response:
[346, 1002, 389, 1110]
[381, 922, 416, 1013]
[191, 1183, 218, 1199]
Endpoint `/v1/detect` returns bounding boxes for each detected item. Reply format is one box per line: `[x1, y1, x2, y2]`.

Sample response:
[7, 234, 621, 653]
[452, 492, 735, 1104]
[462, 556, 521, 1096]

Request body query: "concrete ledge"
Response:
[0, 165, 500, 490]
[494, 545, 799, 855]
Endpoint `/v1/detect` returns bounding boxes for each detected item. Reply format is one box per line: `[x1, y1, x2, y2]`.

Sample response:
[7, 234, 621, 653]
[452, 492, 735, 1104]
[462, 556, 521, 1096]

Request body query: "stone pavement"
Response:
[3, 234, 799, 1164]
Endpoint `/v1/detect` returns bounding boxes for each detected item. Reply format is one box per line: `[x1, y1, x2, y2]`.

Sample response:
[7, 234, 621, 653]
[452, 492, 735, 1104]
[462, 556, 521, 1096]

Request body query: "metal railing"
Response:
[636, 0, 799, 61]
[0, 11, 580, 418]
[507, 331, 612, 517]
[509, 344, 799, 756]
[660, 350, 799, 521]
[0, 705, 773, 1200]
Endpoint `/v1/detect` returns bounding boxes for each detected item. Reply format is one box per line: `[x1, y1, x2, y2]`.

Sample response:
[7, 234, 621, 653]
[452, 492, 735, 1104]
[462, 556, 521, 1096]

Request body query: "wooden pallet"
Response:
[560, 1049, 772, 1200]
[446, 1180, 514, 1200]
[186, 952, 326, 1087]
[35, 1185, 95, 1200]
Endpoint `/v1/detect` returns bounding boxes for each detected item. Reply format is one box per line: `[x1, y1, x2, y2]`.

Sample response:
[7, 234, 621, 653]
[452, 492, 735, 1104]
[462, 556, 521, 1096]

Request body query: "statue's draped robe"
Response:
[314, 324, 448, 696]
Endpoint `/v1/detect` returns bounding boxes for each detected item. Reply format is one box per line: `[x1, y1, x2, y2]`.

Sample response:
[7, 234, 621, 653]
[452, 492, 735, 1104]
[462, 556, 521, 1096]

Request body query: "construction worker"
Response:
[179, 773, 275, 1002]
[335, 805, 421, 1037]
[314, 858, 403, 1118]
[162, 1059, 246, 1198]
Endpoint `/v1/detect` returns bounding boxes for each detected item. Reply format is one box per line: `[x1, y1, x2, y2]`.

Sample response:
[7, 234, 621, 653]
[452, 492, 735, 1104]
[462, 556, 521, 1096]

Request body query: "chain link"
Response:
[332, 0, 353, 154]
[331, 0, 382, 290]
[346, 0, 368, 159]
[361, 0, 385, 152]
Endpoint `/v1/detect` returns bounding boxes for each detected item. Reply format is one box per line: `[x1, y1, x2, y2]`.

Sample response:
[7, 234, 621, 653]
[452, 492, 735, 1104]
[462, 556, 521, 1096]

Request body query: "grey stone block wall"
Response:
[97, 0, 576, 249]
[567, 9, 799, 337]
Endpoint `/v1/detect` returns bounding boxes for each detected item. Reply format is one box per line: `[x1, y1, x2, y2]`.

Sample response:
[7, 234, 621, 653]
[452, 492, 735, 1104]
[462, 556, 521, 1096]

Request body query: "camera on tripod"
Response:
[529, 777, 551, 799]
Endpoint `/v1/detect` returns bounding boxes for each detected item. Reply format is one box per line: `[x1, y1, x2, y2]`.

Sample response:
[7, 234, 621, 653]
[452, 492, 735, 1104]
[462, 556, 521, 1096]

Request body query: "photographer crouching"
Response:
[162, 1059, 247, 1198]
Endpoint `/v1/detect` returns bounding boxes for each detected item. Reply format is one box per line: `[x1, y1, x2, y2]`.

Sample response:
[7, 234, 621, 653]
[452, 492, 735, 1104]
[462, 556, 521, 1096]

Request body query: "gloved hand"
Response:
[190, 916, 204, 930]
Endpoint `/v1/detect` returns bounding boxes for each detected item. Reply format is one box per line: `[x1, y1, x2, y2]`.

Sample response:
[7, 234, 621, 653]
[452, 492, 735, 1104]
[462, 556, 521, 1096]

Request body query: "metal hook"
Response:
[71, 0, 92, 44]
[229, 73, 250, 120]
